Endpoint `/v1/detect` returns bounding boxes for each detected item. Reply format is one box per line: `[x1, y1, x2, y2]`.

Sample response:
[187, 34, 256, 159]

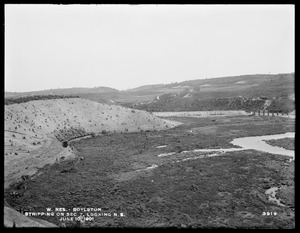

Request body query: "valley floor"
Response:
[5, 115, 295, 228]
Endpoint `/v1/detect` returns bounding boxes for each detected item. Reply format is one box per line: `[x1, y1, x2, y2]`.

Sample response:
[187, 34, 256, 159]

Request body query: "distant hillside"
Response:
[5, 73, 294, 108]
[125, 84, 165, 92]
[5, 86, 118, 99]
[173, 73, 294, 99]
[75, 73, 295, 105]
[120, 73, 295, 112]
[119, 74, 295, 112]
[124, 73, 294, 99]
[124, 95, 295, 113]
[76, 90, 169, 104]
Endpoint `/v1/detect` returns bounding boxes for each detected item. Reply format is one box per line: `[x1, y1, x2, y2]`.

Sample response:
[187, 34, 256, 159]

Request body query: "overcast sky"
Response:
[5, 4, 294, 92]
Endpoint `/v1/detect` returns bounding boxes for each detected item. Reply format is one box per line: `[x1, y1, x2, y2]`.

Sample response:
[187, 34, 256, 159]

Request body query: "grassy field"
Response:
[5, 115, 295, 228]
[264, 138, 294, 151]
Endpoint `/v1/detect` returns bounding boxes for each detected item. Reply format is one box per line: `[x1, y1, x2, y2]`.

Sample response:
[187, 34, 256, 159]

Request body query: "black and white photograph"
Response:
[4, 4, 295, 228]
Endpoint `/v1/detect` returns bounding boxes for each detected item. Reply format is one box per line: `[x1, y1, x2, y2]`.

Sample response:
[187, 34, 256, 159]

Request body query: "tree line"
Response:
[5, 95, 79, 105]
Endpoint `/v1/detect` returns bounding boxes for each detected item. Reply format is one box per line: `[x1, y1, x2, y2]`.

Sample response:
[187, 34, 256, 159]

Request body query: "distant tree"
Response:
[5, 94, 79, 105]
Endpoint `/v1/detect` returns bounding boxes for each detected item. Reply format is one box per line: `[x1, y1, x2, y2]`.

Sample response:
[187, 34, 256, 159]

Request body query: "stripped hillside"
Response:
[4, 98, 180, 189]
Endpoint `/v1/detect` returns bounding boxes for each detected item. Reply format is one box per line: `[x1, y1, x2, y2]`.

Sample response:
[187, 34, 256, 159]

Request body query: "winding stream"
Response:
[157, 132, 295, 158]
[231, 132, 295, 158]
[155, 132, 295, 207]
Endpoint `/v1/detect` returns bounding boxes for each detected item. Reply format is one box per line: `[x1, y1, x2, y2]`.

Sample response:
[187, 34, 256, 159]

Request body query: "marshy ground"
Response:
[263, 138, 294, 151]
[5, 115, 295, 228]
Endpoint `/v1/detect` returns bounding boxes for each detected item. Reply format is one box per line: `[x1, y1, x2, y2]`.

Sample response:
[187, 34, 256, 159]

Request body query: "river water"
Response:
[231, 132, 295, 158]
[156, 132, 295, 207]
[157, 132, 295, 158]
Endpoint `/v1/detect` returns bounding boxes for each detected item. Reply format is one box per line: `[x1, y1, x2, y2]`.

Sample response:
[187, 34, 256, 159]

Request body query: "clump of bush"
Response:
[102, 130, 108, 134]
[175, 145, 183, 153]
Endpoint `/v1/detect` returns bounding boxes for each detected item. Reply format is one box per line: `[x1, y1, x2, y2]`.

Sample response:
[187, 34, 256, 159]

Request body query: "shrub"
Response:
[175, 145, 183, 153]
[62, 141, 68, 147]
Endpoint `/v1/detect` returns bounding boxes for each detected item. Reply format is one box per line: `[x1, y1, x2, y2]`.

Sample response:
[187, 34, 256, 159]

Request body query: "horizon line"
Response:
[5, 72, 294, 94]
